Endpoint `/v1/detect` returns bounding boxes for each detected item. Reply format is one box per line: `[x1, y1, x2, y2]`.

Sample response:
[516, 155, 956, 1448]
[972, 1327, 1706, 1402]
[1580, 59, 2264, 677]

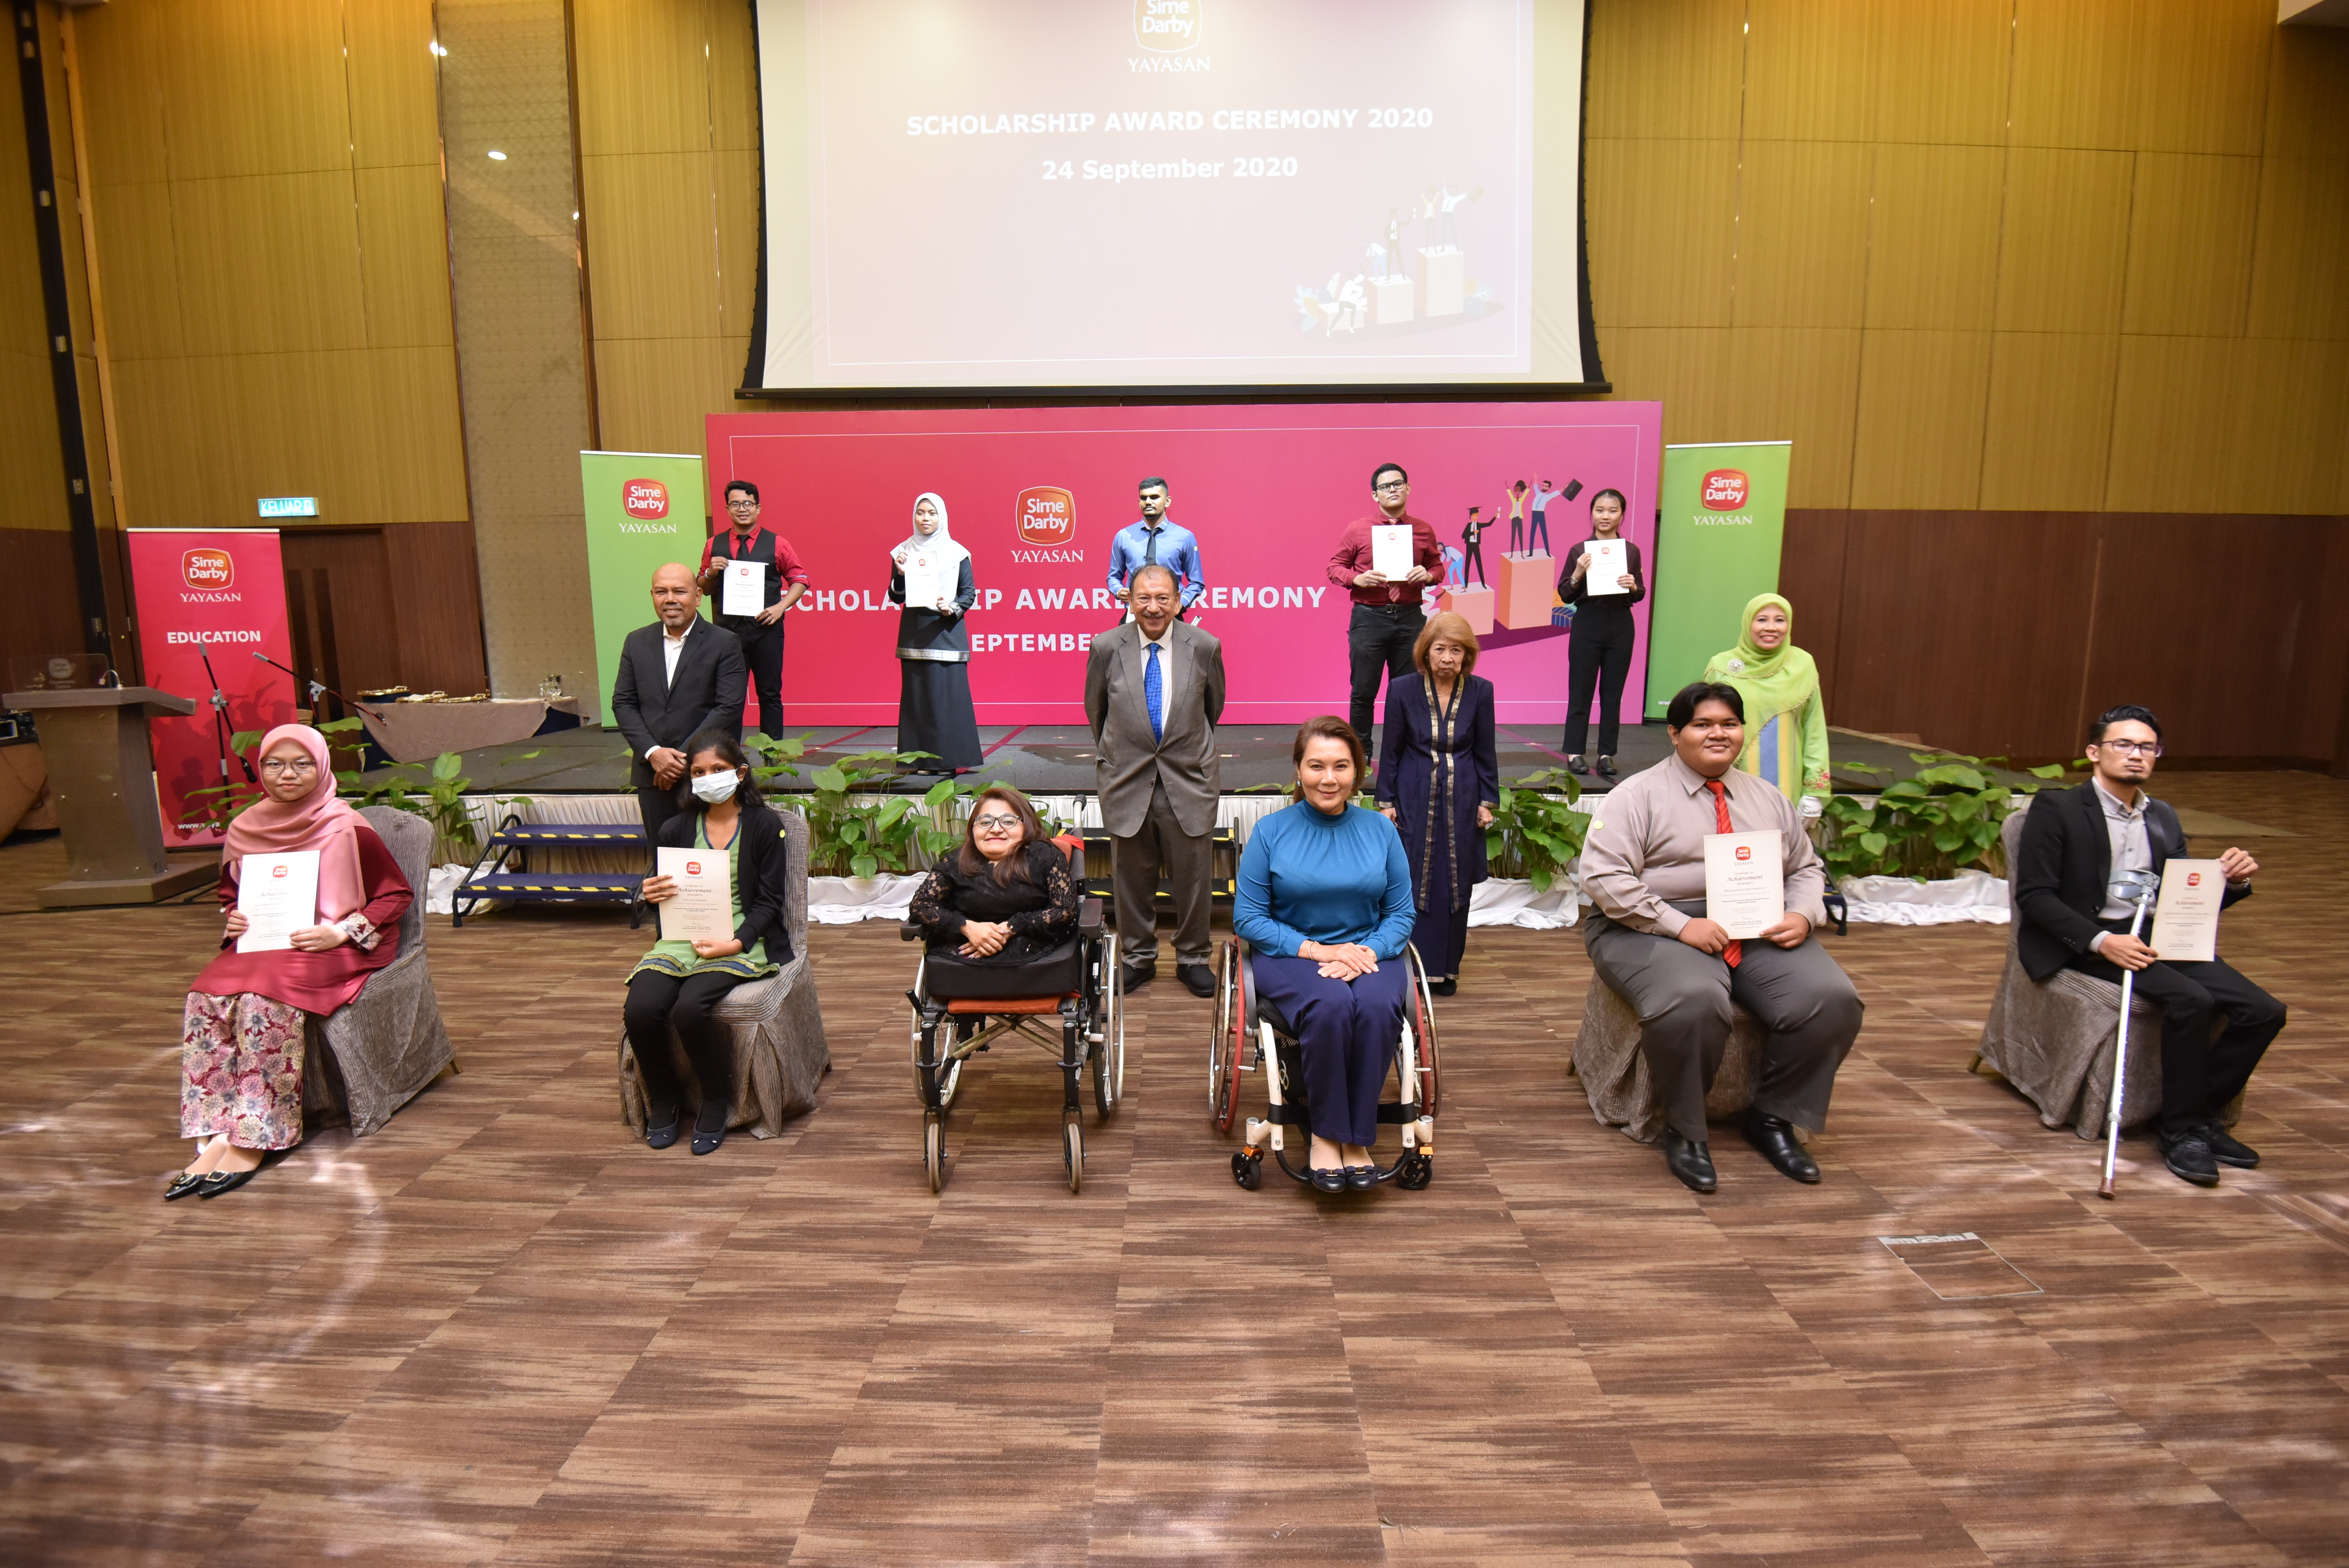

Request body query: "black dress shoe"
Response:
[1344, 1164, 1377, 1191]
[1122, 960, 1157, 990]
[164, 1172, 206, 1202]
[690, 1102, 729, 1156]
[1595, 755, 1618, 779]
[1743, 1109, 1821, 1183]
[2203, 1122, 2260, 1169]
[1566, 754, 1590, 776]
[645, 1108, 681, 1150]
[1309, 1166, 1347, 1194]
[1662, 1129, 1716, 1193]
[2158, 1128, 2222, 1187]
[691, 1125, 727, 1156]
[1430, 978, 1458, 996]
[1177, 963, 1215, 998]
[197, 1164, 264, 1199]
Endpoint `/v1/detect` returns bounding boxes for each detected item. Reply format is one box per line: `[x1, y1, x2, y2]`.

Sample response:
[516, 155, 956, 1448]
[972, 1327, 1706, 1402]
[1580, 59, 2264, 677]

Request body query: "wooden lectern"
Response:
[2, 686, 221, 907]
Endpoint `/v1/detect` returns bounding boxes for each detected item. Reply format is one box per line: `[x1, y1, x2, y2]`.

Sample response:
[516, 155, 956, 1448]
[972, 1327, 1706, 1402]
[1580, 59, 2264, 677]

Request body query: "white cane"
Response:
[2097, 869, 2160, 1201]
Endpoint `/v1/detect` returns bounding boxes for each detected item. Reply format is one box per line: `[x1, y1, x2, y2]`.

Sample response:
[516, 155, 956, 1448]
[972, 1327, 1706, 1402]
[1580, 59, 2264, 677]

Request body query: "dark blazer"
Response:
[656, 798, 794, 963]
[611, 618, 747, 790]
[2013, 781, 2250, 982]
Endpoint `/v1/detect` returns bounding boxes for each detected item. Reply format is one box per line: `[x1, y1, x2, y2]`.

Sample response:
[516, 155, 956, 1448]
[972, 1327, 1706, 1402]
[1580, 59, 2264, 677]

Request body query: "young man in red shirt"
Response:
[697, 479, 811, 740]
[1326, 462, 1444, 758]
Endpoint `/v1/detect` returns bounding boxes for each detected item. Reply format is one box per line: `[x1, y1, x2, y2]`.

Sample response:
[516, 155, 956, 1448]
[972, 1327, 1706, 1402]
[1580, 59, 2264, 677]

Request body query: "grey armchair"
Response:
[302, 805, 458, 1136]
[1572, 972, 1765, 1143]
[617, 807, 831, 1139]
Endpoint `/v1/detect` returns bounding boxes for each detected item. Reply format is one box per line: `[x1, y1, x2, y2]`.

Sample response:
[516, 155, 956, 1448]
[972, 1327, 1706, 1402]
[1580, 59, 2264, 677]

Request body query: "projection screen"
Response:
[745, 0, 1601, 392]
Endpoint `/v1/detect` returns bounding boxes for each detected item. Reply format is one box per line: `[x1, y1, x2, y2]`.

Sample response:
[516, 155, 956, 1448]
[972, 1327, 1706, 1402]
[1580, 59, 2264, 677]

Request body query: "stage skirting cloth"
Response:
[363, 697, 579, 764]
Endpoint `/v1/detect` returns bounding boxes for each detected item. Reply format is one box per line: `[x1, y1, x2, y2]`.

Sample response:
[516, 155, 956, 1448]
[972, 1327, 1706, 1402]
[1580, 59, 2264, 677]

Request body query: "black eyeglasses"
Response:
[2094, 739, 2162, 757]
[972, 813, 1020, 830]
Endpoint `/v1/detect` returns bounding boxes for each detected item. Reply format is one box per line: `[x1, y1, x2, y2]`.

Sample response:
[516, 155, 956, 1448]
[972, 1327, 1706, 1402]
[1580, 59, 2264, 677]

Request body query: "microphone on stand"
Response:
[192, 635, 257, 784]
[250, 650, 385, 721]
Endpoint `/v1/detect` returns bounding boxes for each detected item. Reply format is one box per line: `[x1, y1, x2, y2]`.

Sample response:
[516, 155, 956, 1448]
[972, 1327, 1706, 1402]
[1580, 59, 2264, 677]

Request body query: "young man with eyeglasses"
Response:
[2013, 703, 2284, 1186]
[1328, 462, 1444, 755]
[696, 479, 811, 740]
[1579, 681, 1863, 1193]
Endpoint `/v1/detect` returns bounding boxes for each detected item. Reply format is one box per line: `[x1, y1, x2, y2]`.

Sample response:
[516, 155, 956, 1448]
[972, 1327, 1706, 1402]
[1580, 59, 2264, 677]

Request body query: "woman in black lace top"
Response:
[910, 786, 1080, 965]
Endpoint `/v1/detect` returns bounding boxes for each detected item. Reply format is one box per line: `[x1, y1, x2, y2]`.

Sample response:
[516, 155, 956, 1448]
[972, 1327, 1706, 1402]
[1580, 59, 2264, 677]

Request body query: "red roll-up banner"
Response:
[125, 529, 298, 846]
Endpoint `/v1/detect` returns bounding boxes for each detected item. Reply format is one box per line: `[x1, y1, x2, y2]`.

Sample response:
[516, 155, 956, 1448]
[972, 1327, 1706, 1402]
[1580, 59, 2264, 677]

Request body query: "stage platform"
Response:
[358, 720, 2038, 797]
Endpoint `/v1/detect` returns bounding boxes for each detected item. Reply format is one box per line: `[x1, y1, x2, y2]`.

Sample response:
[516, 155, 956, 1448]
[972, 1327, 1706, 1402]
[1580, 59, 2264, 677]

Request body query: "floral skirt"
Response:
[180, 991, 308, 1150]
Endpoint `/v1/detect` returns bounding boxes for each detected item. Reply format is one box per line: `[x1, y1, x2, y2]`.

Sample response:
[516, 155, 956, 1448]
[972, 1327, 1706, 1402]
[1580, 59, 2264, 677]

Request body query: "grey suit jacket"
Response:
[1084, 618, 1225, 838]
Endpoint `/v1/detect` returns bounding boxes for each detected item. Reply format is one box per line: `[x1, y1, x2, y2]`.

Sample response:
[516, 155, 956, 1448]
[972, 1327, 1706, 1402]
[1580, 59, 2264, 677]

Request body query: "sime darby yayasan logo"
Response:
[182, 548, 234, 590]
[623, 479, 670, 519]
[1735, 845, 1753, 861]
[1011, 487, 1083, 563]
[1134, 0, 1203, 52]
[1701, 469, 1750, 511]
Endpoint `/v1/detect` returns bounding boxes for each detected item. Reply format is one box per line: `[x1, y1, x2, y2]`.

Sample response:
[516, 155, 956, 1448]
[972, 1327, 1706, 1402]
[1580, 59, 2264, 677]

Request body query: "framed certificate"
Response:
[656, 847, 735, 947]
[236, 850, 321, 952]
[2149, 858, 2224, 963]
[722, 559, 766, 617]
[1702, 829, 1785, 939]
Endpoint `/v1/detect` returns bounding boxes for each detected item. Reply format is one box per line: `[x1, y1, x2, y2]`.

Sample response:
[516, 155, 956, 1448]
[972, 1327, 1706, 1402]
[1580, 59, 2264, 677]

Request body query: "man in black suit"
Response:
[610, 563, 747, 848]
[2014, 703, 2283, 1186]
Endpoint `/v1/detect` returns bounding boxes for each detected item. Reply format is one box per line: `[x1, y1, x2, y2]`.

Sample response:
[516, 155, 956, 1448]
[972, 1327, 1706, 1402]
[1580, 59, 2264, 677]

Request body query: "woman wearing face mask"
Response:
[1376, 612, 1499, 996]
[1234, 717, 1416, 1192]
[889, 491, 982, 773]
[1557, 486, 1645, 780]
[1704, 592, 1830, 814]
[626, 728, 796, 1155]
[168, 723, 414, 1200]
[909, 785, 1080, 980]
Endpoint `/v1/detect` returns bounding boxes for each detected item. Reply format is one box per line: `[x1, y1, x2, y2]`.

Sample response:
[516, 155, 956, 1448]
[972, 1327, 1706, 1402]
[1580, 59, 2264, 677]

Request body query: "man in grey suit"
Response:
[1084, 563, 1226, 996]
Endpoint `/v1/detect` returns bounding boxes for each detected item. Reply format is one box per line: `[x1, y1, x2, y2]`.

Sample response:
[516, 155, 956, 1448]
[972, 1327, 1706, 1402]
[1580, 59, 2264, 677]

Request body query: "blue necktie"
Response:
[1144, 641, 1164, 743]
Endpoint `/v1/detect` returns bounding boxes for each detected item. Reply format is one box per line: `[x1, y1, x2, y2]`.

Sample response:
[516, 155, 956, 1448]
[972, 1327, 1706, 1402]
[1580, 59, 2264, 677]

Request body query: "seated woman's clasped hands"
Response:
[911, 786, 1080, 972]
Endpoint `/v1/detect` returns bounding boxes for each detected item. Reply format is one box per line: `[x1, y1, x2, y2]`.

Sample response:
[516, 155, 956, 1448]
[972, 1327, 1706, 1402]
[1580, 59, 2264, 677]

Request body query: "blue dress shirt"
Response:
[1234, 801, 1417, 960]
[1105, 519, 1205, 608]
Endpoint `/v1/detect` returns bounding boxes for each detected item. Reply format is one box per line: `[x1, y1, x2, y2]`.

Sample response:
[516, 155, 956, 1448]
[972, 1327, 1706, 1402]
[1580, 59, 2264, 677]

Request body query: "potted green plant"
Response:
[1818, 752, 2069, 924]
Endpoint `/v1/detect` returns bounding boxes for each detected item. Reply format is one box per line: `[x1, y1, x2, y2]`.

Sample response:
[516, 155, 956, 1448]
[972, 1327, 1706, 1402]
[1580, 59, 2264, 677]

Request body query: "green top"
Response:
[626, 814, 779, 983]
[1702, 591, 1830, 802]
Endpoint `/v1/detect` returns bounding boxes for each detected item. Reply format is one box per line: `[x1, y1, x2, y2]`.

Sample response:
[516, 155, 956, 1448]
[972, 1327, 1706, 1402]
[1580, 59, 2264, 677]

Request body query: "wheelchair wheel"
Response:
[910, 1017, 964, 1112]
[923, 1109, 945, 1194]
[1062, 1110, 1084, 1194]
[1409, 954, 1442, 1117]
[1210, 941, 1246, 1133]
[1232, 1150, 1262, 1190]
[1092, 939, 1124, 1119]
[1395, 1149, 1433, 1190]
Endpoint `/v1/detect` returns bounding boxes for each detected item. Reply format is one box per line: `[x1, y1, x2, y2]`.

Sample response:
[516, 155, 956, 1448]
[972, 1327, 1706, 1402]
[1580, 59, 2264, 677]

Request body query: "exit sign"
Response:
[257, 496, 318, 518]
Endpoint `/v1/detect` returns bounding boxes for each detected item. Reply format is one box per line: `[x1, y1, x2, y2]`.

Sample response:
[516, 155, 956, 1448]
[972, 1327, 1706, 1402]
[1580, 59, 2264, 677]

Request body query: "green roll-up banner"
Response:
[580, 450, 708, 721]
[1643, 441, 1792, 719]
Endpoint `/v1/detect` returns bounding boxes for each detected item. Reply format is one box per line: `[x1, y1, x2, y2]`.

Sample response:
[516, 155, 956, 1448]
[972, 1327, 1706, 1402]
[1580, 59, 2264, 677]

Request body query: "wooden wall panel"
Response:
[2263, 24, 2349, 159]
[2079, 516, 2310, 762]
[1740, 0, 1878, 144]
[571, 0, 717, 158]
[1978, 332, 2121, 512]
[1863, 144, 2003, 331]
[172, 172, 368, 357]
[2120, 154, 2258, 338]
[354, 165, 460, 349]
[579, 154, 720, 341]
[1870, 0, 2012, 146]
[2128, 0, 2270, 157]
[1848, 331, 1992, 510]
[1731, 140, 1873, 330]
[2007, 0, 2142, 151]
[1775, 509, 1850, 710]
[2245, 158, 2349, 342]
[713, 146, 761, 339]
[2106, 337, 2349, 515]
[1583, 0, 1744, 141]
[155, 0, 353, 180]
[381, 519, 490, 697]
[0, 532, 87, 671]
[592, 337, 734, 461]
[1994, 149, 2133, 335]
[1583, 139, 1738, 329]
[344, 1, 442, 169]
[1719, 329, 1864, 510]
[1600, 327, 1731, 450]
[1829, 511, 2102, 758]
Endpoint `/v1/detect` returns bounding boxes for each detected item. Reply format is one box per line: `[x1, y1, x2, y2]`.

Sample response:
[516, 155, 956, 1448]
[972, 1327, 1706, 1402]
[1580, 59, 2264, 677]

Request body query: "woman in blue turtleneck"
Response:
[1234, 715, 1417, 1193]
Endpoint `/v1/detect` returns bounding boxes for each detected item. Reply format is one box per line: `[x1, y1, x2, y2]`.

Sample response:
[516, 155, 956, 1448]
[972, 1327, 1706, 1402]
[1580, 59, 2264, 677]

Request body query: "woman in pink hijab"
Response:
[167, 724, 413, 1200]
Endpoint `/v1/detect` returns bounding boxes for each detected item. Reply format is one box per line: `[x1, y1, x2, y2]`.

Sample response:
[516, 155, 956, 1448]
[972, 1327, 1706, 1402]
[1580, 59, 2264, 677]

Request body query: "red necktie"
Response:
[1704, 778, 1742, 968]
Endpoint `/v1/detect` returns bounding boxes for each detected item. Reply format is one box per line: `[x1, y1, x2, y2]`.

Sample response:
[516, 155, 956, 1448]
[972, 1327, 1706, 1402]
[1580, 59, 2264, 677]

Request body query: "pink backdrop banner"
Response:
[705, 401, 1661, 727]
[125, 529, 298, 846]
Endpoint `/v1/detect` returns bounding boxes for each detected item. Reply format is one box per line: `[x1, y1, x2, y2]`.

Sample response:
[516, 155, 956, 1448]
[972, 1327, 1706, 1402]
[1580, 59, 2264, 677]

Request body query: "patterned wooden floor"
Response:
[2, 772, 2344, 1565]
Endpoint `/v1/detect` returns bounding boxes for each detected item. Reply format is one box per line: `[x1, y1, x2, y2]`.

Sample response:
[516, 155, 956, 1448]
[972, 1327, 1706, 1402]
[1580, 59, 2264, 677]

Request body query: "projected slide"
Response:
[750, 0, 1593, 390]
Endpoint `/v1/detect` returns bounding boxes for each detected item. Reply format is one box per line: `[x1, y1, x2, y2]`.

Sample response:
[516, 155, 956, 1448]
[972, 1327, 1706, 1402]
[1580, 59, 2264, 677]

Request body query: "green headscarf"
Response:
[1704, 592, 1818, 719]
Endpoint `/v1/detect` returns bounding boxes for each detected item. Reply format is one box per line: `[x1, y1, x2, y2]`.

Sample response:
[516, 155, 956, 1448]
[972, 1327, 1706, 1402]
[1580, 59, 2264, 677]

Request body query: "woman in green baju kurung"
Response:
[1703, 593, 1830, 816]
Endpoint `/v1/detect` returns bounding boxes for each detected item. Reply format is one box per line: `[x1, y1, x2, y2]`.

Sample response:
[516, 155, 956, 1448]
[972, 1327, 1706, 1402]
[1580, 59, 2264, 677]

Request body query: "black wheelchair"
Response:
[1208, 936, 1440, 1191]
[902, 837, 1124, 1194]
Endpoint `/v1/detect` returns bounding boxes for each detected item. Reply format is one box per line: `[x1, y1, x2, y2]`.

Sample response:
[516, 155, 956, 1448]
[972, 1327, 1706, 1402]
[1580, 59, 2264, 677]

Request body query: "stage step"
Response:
[488, 823, 646, 847]
[453, 871, 646, 928]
